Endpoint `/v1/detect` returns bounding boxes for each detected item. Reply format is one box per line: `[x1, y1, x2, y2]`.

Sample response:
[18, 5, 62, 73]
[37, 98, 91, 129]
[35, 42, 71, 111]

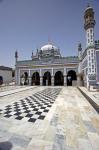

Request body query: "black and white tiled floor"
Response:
[0, 88, 61, 123]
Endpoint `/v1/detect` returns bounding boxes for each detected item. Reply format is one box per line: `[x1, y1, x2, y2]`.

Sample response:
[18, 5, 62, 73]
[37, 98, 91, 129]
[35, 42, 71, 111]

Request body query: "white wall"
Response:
[0, 70, 12, 84]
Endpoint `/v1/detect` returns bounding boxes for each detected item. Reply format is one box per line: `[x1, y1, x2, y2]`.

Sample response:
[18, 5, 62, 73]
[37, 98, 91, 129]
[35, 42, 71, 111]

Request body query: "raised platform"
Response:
[78, 87, 99, 113]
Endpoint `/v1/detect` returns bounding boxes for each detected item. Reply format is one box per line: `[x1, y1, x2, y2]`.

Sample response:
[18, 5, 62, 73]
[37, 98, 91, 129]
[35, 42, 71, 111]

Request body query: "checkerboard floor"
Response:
[0, 88, 61, 123]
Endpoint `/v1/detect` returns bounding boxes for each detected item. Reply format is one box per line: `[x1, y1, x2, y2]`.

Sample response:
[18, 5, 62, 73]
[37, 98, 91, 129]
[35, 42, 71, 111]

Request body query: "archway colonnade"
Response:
[19, 68, 78, 86]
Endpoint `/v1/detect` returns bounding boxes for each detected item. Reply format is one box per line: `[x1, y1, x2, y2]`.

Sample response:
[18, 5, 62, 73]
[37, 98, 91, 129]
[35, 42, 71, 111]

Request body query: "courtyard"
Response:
[0, 86, 99, 150]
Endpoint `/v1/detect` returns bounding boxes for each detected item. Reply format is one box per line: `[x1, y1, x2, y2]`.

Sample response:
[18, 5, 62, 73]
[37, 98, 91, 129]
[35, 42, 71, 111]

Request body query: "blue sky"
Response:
[0, 0, 99, 68]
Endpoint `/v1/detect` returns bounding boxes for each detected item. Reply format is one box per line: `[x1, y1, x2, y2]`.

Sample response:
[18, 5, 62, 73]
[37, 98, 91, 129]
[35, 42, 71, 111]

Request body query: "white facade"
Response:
[0, 68, 13, 84]
[78, 5, 99, 88]
[15, 5, 99, 88]
[15, 43, 79, 86]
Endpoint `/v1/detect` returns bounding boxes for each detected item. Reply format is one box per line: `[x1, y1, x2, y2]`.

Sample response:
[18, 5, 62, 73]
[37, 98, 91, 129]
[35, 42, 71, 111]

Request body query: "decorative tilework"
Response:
[0, 88, 61, 123]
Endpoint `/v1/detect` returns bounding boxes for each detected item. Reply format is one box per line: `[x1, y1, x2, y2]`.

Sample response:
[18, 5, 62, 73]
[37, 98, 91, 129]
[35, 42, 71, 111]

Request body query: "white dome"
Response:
[41, 43, 58, 51]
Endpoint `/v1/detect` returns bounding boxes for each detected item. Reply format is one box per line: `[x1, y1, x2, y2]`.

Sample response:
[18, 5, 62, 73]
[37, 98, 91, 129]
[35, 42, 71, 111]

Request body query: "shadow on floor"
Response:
[0, 141, 12, 150]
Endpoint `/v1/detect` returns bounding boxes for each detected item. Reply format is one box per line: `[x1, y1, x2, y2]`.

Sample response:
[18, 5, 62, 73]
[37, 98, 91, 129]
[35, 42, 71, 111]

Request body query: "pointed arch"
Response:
[31, 72, 40, 85]
[54, 71, 64, 86]
[20, 72, 29, 85]
[0, 76, 3, 85]
[24, 72, 29, 85]
[43, 71, 51, 86]
[67, 70, 77, 86]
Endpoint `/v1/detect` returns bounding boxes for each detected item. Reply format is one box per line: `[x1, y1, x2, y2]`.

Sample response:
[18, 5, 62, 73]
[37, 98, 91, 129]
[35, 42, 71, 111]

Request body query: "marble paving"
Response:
[0, 88, 61, 123]
[0, 86, 99, 150]
[0, 85, 22, 92]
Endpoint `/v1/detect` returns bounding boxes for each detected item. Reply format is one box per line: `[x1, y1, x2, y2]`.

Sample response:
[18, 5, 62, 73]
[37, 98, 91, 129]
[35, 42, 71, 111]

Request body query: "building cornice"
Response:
[16, 63, 78, 69]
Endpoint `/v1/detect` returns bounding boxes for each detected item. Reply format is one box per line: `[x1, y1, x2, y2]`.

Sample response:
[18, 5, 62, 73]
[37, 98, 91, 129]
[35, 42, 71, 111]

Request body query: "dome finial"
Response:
[87, 3, 90, 8]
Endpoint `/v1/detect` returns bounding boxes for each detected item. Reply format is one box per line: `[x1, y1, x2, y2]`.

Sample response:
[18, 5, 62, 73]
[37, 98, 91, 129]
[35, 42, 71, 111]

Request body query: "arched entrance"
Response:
[43, 71, 51, 86]
[54, 71, 64, 86]
[24, 72, 29, 85]
[0, 76, 3, 85]
[67, 70, 77, 86]
[20, 72, 29, 85]
[31, 72, 40, 85]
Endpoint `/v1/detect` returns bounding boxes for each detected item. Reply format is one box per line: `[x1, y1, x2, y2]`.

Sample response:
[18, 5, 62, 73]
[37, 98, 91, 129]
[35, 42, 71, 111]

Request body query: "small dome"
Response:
[41, 43, 58, 51]
[38, 42, 61, 59]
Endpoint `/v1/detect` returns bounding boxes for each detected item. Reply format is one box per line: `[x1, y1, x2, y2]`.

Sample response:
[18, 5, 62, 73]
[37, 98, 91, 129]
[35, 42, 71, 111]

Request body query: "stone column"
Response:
[64, 75, 67, 86]
[64, 68, 67, 86]
[29, 76, 31, 85]
[51, 68, 54, 86]
[18, 69, 21, 85]
[28, 70, 31, 86]
[51, 76, 54, 86]
[40, 69, 43, 86]
[40, 76, 43, 86]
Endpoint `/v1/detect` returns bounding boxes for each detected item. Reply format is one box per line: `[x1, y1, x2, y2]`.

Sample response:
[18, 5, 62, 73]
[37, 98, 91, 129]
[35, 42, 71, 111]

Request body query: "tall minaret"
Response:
[78, 43, 82, 75]
[78, 43, 82, 61]
[15, 50, 18, 85]
[84, 4, 96, 47]
[84, 5, 96, 88]
[15, 50, 18, 63]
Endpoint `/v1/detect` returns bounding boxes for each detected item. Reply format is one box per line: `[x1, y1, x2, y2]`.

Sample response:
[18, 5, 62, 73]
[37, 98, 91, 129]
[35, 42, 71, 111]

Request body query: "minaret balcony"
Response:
[84, 21, 96, 29]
